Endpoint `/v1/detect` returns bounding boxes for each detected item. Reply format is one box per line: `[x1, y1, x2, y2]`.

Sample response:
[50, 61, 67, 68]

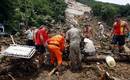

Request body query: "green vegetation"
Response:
[77, 0, 130, 26]
[0, 0, 67, 31]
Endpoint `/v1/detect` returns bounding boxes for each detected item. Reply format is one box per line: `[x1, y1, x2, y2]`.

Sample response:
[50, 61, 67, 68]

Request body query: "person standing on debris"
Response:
[25, 27, 34, 46]
[83, 24, 93, 39]
[35, 25, 49, 53]
[47, 33, 65, 71]
[98, 22, 105, 38]
[111, 15, 130, 53]
[66, 25, 82, 71]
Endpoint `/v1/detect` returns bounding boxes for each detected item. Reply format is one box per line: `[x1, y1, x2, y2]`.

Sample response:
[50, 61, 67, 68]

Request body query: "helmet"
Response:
[106, 56, 116, 68]
[98, 22, 101, 25]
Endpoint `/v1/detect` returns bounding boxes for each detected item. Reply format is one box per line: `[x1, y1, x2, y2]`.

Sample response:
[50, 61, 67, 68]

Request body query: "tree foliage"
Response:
[77, 0, 130, 26]
[0, 0, 16, 22]
[0, 0, 67, 31]
[92, 3, 119, 25]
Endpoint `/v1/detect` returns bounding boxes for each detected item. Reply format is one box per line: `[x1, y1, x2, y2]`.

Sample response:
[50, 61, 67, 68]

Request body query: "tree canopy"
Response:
[0, 0, 67, 31]
[77, 0, 130, 26]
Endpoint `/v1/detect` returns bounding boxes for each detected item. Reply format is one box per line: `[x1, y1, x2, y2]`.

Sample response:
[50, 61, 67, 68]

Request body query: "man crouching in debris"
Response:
[82, 38, 96, 57]
[47, 32, 65, 73]
[24, 27, 34, 46]
[66, 24, 82, 71]
[35, 25, 49, 54]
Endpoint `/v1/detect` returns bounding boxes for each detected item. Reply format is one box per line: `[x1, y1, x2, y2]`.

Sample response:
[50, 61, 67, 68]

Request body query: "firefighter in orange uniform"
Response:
[47, 33, 65, 71]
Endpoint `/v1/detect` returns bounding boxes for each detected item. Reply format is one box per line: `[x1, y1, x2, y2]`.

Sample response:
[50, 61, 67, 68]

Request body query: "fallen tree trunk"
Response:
[84, 54, 130, 62]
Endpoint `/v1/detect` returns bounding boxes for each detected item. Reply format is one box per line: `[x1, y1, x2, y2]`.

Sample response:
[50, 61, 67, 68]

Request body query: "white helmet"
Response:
[106, 56, 116, 68]
[98, 22, 101, 25]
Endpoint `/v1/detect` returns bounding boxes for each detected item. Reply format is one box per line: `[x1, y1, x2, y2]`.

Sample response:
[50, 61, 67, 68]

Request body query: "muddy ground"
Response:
[1, 62, 130, 80]
[0, 12, 130, 80]
[0, 36, 130, 80]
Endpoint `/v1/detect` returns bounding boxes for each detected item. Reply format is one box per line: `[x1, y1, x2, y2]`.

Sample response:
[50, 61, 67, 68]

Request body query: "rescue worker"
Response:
[66, 25, 82, 71]
[25, 27, 34, 46]
[98, 22, 105, 39]
[110, 15, 130, 53]
[35, 25, 49, 53]
[83, 37, 96, 56]
[47, 33, 65, 71]
[83, 24, 93, 39]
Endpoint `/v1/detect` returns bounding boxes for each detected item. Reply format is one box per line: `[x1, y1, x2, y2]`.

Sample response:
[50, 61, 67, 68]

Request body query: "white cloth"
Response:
[25, 29, 33, 40]
[83, 38, 95, 53]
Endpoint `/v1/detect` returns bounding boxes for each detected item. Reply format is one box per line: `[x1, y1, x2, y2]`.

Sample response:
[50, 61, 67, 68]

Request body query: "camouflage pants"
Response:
[69, 42, 82, 70]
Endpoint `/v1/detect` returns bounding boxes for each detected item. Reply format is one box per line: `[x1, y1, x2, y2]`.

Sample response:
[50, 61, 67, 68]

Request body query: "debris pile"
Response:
[0, 0, 130, 80]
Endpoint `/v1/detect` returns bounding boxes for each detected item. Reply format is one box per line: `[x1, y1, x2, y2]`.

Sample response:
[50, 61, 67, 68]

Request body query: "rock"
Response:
[65, 0, 91, 27]
[124, 45, 130, 53]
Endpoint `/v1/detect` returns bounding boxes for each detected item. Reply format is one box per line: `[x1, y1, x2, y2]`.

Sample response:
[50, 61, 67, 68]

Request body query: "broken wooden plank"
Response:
[10, 35, 16, 45]
[48, 67, 57, 76]
[8, 74, 15, 80]
[48, 67, 57, 80]
[96, 62, 114, 80]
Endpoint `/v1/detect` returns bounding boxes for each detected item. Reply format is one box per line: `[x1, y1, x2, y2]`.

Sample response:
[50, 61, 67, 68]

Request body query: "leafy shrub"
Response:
[0, 0, 67, 31]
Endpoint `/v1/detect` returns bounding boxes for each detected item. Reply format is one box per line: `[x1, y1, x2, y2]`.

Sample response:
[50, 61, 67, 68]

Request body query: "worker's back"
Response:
[47, 35, 65, 51]
[35, 27, 48, 45]
[48, 35, 63, 44]
[66, 27, 81, 43]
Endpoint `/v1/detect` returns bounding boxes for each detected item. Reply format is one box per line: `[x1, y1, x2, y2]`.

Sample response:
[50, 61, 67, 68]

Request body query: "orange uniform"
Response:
[113, 21, 126, 35]
[47, 35, 65, 65]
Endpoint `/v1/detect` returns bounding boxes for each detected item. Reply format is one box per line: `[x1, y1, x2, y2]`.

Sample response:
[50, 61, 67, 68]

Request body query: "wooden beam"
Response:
[84, 54, 130, 62]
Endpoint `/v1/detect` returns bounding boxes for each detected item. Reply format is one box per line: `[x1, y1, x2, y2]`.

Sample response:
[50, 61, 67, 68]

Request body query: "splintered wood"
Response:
[48, 67, 57, 80]
[96, 62, 112, 80]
